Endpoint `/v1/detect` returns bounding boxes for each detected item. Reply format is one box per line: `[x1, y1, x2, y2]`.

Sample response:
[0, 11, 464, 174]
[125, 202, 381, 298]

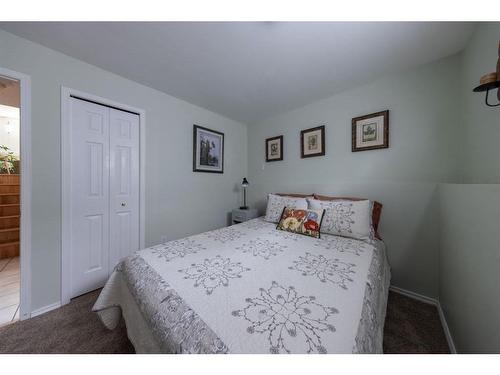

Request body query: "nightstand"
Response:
[231, 208, 258, 225]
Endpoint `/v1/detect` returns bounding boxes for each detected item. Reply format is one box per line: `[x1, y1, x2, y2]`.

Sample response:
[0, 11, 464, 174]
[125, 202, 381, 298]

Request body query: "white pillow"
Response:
[264, 194, 308, 223]
[308, 198, 372, 241]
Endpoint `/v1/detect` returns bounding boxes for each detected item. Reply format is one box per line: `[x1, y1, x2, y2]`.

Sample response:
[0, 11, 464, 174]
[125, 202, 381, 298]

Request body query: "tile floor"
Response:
[0, 257, 19, 326]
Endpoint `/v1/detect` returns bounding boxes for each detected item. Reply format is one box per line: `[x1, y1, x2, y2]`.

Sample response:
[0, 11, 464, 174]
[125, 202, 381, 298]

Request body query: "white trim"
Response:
[31, 301, 61, 318]
[389, 285, 438, 306]
[390, 285, 457, 353]
[0, 66, 32, 321]
[60, 87, 146, 305]
[436, 302, 457, 354]
[139, 111, 146, 249]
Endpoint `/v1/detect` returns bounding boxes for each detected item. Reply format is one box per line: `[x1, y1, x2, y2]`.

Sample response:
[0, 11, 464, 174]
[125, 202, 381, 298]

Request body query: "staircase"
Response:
[0, 174, 20, 259]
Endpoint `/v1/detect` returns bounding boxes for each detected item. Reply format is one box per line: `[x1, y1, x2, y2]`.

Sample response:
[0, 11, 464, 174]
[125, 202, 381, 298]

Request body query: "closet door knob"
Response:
[121, 203, 126, 207]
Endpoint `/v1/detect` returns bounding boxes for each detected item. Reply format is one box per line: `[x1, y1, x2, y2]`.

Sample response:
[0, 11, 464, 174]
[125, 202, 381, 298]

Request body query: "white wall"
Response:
[461, 23, 500, 183]
[247, 55, 462, 298]
[246, 21, 500, 352]
[438, 23, 500, 353]
[439, 184, 500, 353]
[0, 29, 248, 311]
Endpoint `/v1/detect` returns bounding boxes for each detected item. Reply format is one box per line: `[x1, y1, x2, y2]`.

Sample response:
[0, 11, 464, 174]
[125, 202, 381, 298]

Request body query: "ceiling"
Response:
[0, 22, 476, 124]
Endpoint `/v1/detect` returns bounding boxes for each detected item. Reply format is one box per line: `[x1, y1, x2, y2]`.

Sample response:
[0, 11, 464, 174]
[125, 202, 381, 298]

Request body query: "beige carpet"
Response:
[0, 289, 449, 354]
[384, 291, 450, 353]
[0, 290, 134, 354]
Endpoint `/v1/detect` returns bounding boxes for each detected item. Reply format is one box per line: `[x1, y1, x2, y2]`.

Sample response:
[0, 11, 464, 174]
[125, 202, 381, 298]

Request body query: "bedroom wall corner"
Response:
[247, 54, 463, 299]
[438, 184, 500, 353]
[437, 22, 500, 354]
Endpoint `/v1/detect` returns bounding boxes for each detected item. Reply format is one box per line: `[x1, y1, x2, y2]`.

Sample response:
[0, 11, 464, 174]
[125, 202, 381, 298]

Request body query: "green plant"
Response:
[0, 145, 18, 174]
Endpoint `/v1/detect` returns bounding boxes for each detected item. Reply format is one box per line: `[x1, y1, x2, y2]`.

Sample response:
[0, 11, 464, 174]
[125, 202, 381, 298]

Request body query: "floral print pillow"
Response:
[264, 194, 309, 223]
[308, 198, 373, 241]
[276, 207, 325, 239]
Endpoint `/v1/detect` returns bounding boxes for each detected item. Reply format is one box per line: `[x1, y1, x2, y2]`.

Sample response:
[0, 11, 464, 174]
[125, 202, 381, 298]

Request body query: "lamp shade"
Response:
[241, 178, 249, 187]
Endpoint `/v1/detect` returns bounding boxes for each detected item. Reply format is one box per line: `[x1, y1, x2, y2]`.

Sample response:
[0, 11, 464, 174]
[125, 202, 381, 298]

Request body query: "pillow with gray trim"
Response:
[264, 194, 308, 223]
[308, 198, 373, 241]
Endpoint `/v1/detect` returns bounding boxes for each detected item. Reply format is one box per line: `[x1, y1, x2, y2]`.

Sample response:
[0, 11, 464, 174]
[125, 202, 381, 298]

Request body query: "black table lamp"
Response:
[240, 178, 249, 209]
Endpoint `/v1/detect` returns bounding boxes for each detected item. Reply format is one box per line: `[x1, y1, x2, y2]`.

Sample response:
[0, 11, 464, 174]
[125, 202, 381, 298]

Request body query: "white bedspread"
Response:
[93, 217, 391, 353]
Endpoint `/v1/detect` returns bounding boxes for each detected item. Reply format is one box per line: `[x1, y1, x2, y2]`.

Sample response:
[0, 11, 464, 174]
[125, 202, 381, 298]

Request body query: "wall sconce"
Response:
[473, 41, 500, 107]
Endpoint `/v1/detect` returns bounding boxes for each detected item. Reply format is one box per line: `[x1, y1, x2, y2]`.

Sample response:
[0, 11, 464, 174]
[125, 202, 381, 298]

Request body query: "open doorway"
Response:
[0, 75, 20, 326]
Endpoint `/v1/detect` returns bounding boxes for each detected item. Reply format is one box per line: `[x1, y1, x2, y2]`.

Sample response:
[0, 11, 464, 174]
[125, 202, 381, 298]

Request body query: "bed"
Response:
[93, 217, 391, 354]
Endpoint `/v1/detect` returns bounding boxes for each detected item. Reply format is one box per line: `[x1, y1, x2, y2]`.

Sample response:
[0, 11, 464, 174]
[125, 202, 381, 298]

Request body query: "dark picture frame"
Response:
[193, 124, 224, 173]
[300, 125, 325, 158]
[352, 110, 389, 152]
[265, 135, 283, 162]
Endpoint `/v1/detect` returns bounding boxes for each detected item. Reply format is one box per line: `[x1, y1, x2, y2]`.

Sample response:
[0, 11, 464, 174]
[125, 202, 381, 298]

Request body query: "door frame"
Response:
[0, 66, 32, 321]
[60, 86, 146, 305]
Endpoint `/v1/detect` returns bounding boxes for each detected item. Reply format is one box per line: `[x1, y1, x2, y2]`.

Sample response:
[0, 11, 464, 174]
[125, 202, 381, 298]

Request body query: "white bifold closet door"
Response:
[70, 97, 139, 298]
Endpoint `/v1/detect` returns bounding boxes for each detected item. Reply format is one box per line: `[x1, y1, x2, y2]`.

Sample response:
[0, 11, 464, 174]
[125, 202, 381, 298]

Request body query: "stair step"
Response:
[0, 229, 19, 244]
[0, 204, 20, 216]
[0, 194, 20, 204]
[0, 175, 20, 185]
[0, 186, 20, 194]
[0, 216, 20, 230]
[0, 241, 19, 259]
[0, 177, 21, 257]
[0, 227, 19, 233]
[0, 241, 19, 247]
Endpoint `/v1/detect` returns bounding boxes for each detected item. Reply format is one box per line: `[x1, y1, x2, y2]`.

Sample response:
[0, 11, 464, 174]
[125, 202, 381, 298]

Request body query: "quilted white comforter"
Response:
[93, 217, 391, 354]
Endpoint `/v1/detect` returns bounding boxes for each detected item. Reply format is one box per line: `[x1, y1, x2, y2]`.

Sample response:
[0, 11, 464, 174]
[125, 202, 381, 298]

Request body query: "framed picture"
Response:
[352, 110, 389, 152]
[300, 125, 325, 158]
[265, 135, 283, 162]
[193, 124, 224, 173]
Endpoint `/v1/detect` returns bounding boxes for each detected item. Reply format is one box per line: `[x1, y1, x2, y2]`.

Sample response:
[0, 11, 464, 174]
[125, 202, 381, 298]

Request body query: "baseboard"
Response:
[436, 302, 457, 354]
[31, 301, 61, 318]
[389, 285, 457, 354]
[389, 285, 438, 306]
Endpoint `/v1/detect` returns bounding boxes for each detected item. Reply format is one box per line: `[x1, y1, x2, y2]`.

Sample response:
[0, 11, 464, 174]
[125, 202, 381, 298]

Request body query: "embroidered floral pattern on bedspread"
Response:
[266, 228, 303, 242]
[150, 238, 207, 262]
[235, 239, 288, 260]
[118, 255, 229, 353]
[231, 281, 338, 354]
[178, 255, 251, 295]
[203, 227, 245, 243]
[314, 236, 368, 256]
[288, 253, 356, 290]
[94, 213, 390, 354]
